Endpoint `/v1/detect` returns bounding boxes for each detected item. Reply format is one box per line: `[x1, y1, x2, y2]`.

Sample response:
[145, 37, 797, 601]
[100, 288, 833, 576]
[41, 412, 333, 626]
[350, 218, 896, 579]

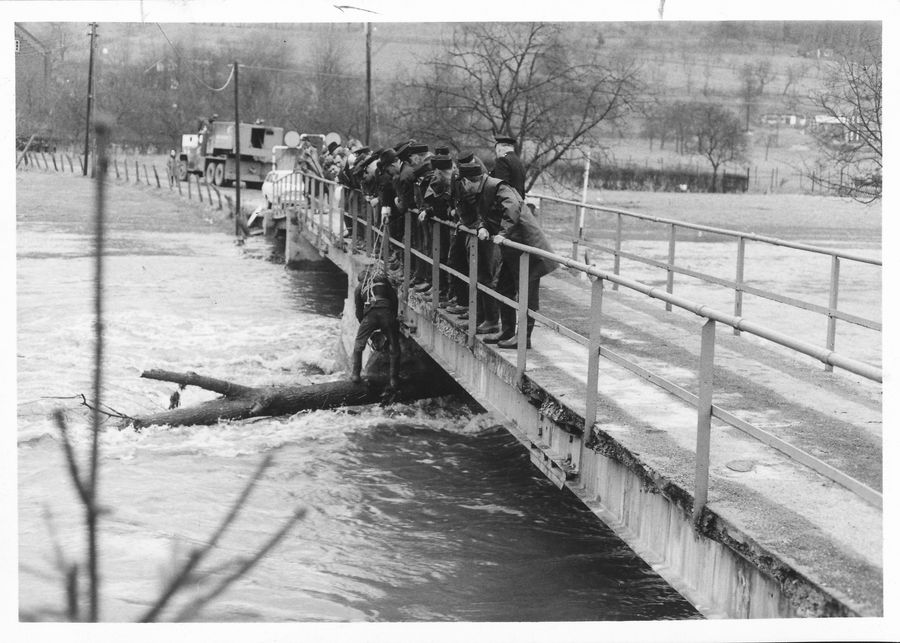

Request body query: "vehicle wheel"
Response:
[176, 160, 188, 182]
[213, 162, 225, 186]
[205, 163, 217, 185]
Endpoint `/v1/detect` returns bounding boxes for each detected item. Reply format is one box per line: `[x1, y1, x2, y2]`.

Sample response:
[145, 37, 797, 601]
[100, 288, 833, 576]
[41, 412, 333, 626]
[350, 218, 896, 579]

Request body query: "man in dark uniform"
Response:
[490, 135, 527, 198]
[351, 267, 401, 389]
[460, 163, 556, 349]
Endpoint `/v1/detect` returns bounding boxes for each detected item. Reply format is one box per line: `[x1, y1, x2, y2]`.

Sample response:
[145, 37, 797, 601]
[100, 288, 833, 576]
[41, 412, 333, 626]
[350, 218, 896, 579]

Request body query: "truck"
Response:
[176, 121, 285, 188]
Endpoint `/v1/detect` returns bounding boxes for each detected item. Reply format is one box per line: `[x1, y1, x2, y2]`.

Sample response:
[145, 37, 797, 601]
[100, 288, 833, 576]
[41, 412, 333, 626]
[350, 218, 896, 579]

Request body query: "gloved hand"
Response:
[381, 206, 391, 218]
[477, 227, 489, 241]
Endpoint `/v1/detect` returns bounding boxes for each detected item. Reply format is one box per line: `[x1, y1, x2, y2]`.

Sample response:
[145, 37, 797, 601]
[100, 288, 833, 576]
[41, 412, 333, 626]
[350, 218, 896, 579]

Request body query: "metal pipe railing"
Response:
[287, 175, 883, 514]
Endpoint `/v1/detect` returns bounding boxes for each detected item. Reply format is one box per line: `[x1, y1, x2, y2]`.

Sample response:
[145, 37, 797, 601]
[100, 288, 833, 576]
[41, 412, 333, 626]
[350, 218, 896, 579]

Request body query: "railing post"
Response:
[584, 277, 604, 434]
[328, 182, 335, 243]
[467, 233, 478, 348]
[351, 192, 359, 255]
[365, 202, 373, 255]
[693, 318, 716, 523]
[825, 255, 841, 371]
[316, 180, 323, 247]
[431, 219, 441, 309]
[382, 212, 391, 266]
[734, 236, 746, 335]
[666, 223, 676, 311]
[402, 212, 412, 314]
[571, 203, 581, 263]
[515, 252, 531, 381]
[613, 212, 622, 290]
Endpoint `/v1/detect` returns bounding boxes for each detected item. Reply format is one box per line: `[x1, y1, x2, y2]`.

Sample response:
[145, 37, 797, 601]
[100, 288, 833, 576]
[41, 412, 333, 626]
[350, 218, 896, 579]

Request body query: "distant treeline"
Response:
[551, 161, 749, 194]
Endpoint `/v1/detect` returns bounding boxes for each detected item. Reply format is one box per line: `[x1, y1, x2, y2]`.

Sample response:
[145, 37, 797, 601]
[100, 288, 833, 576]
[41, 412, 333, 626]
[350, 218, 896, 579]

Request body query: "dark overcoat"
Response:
[473, 177, 557, 281]
[491, 152, 526, 198]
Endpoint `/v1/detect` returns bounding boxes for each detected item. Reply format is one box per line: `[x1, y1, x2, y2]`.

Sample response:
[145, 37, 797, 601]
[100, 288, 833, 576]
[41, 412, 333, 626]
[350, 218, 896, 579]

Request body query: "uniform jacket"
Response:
[473, 177, 557, 281]
[392, 162, 417, 215]
[354, 277, 398, 321]
[491, 152, 526, 198]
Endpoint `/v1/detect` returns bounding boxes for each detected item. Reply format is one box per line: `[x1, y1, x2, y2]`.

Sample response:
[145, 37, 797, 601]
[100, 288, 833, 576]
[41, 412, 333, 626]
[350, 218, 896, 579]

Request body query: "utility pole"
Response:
[83, 22, 97, 176]
[365, 22, 372, 146]
[233, 61, 242, 239]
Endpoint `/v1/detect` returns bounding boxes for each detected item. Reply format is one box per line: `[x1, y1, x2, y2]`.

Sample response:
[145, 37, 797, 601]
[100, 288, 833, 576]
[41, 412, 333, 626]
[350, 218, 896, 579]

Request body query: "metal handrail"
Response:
[532, 191, 882, 265]
[287, 174, 883, 512]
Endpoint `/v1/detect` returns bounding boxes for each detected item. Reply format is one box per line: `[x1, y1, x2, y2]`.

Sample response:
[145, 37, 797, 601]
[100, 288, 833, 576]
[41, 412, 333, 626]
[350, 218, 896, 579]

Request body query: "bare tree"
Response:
[692, 103, 747, 192]
[395, 22, 642, 192]
[811, 37, 881, 202]
[737, 59, 775, 131]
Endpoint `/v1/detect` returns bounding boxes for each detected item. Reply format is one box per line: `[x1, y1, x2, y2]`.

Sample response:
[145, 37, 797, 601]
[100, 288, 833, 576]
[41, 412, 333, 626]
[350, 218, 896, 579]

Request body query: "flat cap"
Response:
[413, 159, 432, 179]
[378, 148, 398, 167]
[494, 135, 516, 145]
[457, 151, 475, 164]
[457, 162, 483, 178]
[430, 155, 452, 170]
[406, 143, 429, 156]
[434, 145, 450, 156]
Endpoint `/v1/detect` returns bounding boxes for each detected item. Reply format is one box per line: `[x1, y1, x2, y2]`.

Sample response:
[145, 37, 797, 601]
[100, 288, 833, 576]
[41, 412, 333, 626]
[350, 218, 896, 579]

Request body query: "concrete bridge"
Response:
[268, 172, 882, 619]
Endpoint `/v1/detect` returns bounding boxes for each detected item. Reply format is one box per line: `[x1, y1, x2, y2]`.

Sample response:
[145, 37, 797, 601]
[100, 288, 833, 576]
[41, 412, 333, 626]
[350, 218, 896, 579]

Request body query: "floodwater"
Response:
[16, 174, 700, 622]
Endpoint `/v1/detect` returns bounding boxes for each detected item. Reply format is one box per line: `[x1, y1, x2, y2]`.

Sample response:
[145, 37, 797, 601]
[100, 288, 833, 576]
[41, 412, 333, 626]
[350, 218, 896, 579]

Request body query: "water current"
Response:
[16, 174, 700, 622]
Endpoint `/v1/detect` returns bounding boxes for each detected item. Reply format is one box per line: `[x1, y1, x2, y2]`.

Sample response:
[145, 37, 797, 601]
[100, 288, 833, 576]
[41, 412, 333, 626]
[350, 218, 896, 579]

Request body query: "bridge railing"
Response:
[282, 171, 883, 516]
[530, 191, 881, 372]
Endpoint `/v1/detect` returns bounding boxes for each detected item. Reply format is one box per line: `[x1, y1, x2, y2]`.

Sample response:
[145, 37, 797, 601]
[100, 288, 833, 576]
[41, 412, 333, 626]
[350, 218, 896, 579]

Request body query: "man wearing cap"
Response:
[418, 154, 455, 298]
[452, 162, 503, 332]
[338, 145, 369, 240]
[392, 141, 430, 284]
[491, 135, 526, 199]
[463, 163, 556, 349]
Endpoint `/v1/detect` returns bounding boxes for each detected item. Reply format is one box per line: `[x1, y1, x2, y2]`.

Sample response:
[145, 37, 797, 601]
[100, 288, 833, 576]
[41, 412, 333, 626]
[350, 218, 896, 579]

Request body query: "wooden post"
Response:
[143, 164, 150, 185]
[612, 213, 622, 290]
[187, 172, 192, 199]
[114, 159, 120, 179]
[124, 159, 129, 182]
[135, 160, 140, 184]
[67, 154, 74, 173]
[693, 318, 716, 523]
[52, 154, 59, 172]
[205, 180, 212, 203]
[195, 175, 203, 203]
[153, 165, 161, 188]
[176, 173, 183, 196]
[365, 202, 373, 255]
[351, 192, 359, 254]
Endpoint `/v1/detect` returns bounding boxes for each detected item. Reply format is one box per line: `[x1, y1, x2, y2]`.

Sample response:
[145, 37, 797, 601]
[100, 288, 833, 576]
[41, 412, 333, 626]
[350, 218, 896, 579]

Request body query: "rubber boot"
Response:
[350, 350, 363, 384]
[388, 352, 400, 390]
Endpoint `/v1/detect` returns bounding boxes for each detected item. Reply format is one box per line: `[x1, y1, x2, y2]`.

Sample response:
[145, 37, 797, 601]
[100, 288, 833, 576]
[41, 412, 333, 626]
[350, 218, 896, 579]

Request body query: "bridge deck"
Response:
[410, 267, 882, 616]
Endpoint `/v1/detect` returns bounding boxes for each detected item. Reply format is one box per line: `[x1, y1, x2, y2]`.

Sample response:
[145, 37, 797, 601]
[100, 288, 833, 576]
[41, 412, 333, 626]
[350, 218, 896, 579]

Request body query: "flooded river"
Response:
[16, 173, 700, 622]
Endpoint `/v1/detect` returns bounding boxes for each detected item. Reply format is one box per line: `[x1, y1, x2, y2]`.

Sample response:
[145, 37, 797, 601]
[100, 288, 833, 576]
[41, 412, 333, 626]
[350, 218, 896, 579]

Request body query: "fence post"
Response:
[153, 165, 161, 188]
[135, 160, 140, 184]
[693, 318, 716, 523]
[66, 154, 74, 173]
[734, 236, 746, 335]
[515, 252, 531, 382]
[467, 233, 478, 348]
[431, 219, 441, 309]
[316, 180, 323, 247]
[825, 255, 841, 372]
[666, 223, 676, 310]
[205, 180, 212, 203]
[124, 159, 129, 182]
[187, 172, 192, 199]
[51, 154, 58, 172]
[114, 159, 120, 179]
[176, 173, 183, 196]
[213, 185, 222, 209]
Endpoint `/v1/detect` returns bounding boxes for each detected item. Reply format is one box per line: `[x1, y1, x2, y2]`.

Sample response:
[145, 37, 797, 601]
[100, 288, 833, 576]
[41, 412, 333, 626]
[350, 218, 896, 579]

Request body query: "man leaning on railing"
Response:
[461, 162, 557, 349]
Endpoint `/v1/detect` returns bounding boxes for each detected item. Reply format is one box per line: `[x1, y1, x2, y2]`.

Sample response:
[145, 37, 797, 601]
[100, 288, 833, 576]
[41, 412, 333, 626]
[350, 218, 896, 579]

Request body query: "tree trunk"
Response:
[129, 365, 463, 430]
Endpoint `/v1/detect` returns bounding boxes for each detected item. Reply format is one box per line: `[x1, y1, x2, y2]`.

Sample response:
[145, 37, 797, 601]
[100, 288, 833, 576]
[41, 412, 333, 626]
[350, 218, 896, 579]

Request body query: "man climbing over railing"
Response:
[460, 162, 557, 349]
[350, 266, 401, 390]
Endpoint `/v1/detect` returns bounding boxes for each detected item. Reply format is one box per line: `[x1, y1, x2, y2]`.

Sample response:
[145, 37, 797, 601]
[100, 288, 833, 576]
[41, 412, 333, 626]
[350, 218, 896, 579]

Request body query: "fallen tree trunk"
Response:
[129, 366, 463, 429]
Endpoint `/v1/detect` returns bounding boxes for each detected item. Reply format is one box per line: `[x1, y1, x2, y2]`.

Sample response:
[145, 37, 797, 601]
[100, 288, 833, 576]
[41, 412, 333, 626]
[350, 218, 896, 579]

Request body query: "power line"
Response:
[155, 23, 234, 92]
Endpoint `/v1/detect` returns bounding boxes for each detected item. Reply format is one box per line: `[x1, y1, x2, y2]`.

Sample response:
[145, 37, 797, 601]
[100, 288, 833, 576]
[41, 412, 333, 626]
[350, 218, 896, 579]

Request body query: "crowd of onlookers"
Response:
[323, 135, 557, 352]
